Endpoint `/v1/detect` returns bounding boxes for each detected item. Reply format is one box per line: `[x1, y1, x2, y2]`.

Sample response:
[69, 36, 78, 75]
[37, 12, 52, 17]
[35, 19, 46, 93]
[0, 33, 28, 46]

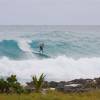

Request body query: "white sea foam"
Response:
[0, 56, 100, 83]
[17, 39, 32, 52]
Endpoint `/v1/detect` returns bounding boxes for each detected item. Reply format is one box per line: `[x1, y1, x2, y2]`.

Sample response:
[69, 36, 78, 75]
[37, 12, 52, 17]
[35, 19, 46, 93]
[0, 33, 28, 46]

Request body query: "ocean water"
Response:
[0, 25, 100, 83]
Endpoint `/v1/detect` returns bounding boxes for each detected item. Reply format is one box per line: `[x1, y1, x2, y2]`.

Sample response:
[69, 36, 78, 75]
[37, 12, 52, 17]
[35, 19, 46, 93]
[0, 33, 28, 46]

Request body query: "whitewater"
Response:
[0, 25, 100, 83]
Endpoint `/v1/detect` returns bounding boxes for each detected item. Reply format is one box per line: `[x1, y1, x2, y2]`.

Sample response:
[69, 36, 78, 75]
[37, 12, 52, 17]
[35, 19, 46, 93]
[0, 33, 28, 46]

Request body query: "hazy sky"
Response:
[0, 0, 100, 25]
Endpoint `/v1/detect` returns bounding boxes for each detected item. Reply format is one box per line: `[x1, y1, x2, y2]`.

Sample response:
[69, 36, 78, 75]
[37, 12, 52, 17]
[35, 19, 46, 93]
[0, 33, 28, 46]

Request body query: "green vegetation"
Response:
[0, 74, 46, 94]
[0, 74, 100, 100]
[32, 73, 45, 92]
[0, 90, 100, 100]
[0, 75, 23, 94]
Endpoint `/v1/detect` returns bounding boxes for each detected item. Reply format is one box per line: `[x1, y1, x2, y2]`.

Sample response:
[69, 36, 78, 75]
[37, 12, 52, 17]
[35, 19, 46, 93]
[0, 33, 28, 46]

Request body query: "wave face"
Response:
[0, 25, 100, 82]
[0, 40, 26, 59]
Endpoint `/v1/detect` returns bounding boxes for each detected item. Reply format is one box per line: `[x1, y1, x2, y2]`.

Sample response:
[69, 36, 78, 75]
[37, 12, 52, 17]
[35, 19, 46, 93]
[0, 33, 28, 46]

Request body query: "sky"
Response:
[0, 0, 100, 25]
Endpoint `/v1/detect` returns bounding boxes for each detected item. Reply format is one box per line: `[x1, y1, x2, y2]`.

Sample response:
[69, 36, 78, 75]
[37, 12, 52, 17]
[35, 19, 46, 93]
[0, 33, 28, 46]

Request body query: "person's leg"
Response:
[42, 49, 43, 54]
[40, 46, 42, 53]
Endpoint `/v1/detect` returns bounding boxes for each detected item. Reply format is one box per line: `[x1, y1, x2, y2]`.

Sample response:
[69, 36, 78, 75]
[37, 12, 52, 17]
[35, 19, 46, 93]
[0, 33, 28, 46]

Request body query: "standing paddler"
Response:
[39, 43, 44, 54]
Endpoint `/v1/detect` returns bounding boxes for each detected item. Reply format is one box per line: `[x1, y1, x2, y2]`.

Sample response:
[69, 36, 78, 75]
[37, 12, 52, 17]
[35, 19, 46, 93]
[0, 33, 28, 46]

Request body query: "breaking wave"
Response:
[0, 30, 100, 83]
[0, 56, 100, 83]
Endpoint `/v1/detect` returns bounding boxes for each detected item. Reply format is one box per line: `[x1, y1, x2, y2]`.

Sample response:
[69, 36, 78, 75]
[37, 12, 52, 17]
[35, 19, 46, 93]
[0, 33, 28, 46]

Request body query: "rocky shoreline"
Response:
[25, 77, 100, 93]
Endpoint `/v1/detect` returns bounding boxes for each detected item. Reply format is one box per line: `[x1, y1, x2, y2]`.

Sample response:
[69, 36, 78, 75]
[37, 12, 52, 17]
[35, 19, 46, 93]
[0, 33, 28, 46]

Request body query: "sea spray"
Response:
[0, 56, 100, 83]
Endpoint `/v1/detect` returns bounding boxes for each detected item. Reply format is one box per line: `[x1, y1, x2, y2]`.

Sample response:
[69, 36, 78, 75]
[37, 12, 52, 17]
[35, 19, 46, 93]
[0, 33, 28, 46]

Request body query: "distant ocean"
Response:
[0, 25, 100, 83]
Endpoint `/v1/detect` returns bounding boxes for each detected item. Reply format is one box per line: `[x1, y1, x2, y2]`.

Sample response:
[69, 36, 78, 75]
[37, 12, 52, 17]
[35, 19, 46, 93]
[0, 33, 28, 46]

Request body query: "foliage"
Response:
[0, 75, 23, 94]
[0, 78, 9, 93]
[32, 73, 45, 92]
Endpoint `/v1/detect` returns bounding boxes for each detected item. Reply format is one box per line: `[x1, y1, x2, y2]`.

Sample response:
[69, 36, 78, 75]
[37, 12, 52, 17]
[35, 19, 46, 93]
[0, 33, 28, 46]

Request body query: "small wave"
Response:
[17, 39, 32, 52]
[0, 56, 100, 83]
[0, 40, 26, 59]
[0, 39, 36, 59]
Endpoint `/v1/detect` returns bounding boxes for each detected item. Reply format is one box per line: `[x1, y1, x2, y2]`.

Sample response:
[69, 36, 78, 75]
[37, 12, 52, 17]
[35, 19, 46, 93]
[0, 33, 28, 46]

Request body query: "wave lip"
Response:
[0, 56, 100, 83]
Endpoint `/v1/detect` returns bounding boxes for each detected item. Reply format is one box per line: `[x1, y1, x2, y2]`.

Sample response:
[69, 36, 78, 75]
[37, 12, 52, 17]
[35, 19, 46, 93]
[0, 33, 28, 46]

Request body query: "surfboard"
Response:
[32, 51, 50, 58]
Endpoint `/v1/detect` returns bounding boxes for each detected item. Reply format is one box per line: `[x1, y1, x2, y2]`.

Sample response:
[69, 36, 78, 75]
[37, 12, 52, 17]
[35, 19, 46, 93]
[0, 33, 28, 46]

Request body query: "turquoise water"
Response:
[0, 25, 100, 82]
[0, 30, 100, 59]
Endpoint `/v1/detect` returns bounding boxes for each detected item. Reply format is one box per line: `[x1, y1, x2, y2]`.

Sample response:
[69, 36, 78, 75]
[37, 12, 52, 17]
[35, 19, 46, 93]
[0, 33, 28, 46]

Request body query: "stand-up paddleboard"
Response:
[32, 51, 50, 58]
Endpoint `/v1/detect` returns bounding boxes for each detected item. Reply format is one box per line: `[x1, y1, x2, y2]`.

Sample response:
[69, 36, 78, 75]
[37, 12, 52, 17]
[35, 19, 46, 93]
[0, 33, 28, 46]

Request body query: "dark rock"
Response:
[48, 81, 58, 88]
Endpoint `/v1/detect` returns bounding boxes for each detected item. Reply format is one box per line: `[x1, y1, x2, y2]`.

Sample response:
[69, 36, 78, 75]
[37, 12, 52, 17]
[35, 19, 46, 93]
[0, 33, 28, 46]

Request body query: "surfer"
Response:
[39, 43, 44, 54]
